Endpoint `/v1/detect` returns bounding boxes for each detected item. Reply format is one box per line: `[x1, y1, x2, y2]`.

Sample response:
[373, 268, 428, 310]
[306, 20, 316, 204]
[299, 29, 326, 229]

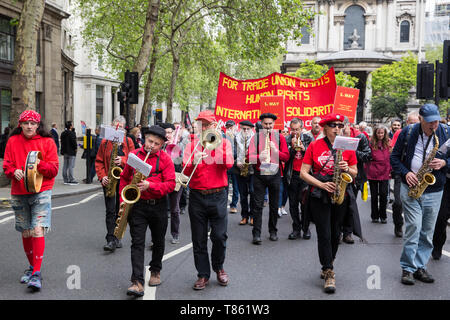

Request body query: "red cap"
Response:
[195, 110, 216, 123]
[319, 113, 345, 127]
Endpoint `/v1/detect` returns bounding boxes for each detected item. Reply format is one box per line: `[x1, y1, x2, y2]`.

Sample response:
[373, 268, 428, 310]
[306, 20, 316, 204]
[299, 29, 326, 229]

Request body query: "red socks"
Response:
[22, 236, 33, 267]
[31, 236, 45, 274]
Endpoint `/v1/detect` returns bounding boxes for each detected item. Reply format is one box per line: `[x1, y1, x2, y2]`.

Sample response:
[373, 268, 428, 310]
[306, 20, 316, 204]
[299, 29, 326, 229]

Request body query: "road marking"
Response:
[443, 250, 450, 258]
[0, 192, 102, 225]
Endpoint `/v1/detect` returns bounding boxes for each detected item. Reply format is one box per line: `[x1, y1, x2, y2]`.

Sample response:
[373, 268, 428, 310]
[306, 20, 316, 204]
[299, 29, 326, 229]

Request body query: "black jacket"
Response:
[60, 128, 77, 156]
[353, 132, 371, 188]
[283, 133, 313, 185]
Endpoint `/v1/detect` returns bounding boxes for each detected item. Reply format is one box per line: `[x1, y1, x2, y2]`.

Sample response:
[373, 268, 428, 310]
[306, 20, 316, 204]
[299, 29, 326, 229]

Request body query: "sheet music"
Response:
[127, 153, 152, 177]
[332, 136, 360, 151]
[99, 125, 126, 143]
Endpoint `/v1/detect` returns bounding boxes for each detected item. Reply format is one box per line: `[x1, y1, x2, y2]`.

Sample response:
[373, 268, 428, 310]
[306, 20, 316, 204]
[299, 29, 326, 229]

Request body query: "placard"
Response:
[333, 86, 360, 124]
[259, 96, 285, 130]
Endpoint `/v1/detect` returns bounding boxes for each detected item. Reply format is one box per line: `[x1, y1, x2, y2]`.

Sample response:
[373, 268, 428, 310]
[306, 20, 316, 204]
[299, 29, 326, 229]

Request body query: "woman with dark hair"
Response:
[3, 110, 58, 292]
[0, 127, 11, 158]
[365, 125, 391, 223]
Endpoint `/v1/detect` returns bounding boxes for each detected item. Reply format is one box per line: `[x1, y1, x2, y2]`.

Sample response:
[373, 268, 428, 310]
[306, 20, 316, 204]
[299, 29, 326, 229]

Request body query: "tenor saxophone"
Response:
[408, 133, 439, 199]
[240, 133, 250, 177]
[330, 149, 353, 205]
[106, 141, 123, 197]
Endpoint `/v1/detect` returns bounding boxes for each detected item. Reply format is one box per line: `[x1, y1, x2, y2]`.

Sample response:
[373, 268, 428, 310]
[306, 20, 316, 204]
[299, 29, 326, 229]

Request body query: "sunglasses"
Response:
[327, 122, 344, 129]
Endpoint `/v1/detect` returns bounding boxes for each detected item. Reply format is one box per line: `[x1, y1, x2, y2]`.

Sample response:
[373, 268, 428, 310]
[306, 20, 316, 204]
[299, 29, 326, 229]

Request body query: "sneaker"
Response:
[63, 181, 70, 185]
[115, 239, 123, 248]
[27, 272, 42, 292]
[229, 207, 238, 214]
[380, 218, 387, 224]
[20, 266, 33, 284]
[68, 180, 79, 185]
[277, 208, 283, 217]
[281, 207, 288, 215]
[323, 269, 336, 293]
[171, 237, 180, 244]
[413, 268, 434, 283]
[401, 270, 415, 285]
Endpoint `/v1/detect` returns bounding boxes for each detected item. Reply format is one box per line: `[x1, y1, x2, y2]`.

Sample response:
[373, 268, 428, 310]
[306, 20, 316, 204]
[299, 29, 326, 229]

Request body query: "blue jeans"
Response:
[12, 190, 52, 233]
[399, 183, 443, 273]
[63, 155, 76, 183]
[278, 179, 288, 208]
[227, 171, 239, 208]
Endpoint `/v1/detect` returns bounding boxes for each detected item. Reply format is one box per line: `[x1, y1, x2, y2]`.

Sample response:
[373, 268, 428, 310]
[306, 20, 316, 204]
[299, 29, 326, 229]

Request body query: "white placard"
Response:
[332, 136, 360, 151]
[100, 125, 126, 143]
[127, 153, 152, 177]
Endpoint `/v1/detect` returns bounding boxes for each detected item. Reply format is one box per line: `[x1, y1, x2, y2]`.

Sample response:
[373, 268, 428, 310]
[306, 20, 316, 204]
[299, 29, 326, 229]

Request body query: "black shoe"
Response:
[343, 234, 355, 244]
[432, 249, 442, 260]
[413, 268, 434, 283]
[252, 235, 262, 245]
[372, 218, 379, 223]
[180, 208, 185, 215]
[401, 270, 415, 285]
[269, 232, 278, 241]
[302, 229, 311, 240]
[380, 219, 387, 224]
[394, 227, 403, 238]
[103, 241, 116, 252]
[115, 239, 123, 248]
[288, 231, 301, 240]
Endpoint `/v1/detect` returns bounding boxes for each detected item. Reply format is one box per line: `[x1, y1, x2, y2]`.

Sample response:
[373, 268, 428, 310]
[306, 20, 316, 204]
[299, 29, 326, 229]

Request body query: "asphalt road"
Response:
[0, 190, 449, 302]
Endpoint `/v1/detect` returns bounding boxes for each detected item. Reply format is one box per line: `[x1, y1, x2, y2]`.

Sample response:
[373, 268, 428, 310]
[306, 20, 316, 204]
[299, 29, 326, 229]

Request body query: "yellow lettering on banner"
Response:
[216, 105, 224, 117]
[242, 78, 269, 91]
[222, 77, 238, 90]
[276, 89, 311, 101]
[286, 104, 333, 117]
[216, 106, 260, 120]
[271, 74, 296, 88]
[245, 90, 275, 104]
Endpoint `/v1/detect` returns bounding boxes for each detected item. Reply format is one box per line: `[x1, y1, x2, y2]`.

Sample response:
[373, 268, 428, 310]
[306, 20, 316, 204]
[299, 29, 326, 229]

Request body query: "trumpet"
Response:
[293, 133, 303, 152]
[175, 128, 222, 190]
[260, 129, 272, 170]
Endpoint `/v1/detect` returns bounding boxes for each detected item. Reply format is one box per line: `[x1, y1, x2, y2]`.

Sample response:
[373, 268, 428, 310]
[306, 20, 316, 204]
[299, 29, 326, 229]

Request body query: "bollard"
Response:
[85, 129, 92, 184]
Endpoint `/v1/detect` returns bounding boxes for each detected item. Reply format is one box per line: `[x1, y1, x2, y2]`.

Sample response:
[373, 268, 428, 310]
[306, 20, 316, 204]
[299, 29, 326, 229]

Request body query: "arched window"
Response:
[400, 20, 410, 43]
[344, 5, 365, 50]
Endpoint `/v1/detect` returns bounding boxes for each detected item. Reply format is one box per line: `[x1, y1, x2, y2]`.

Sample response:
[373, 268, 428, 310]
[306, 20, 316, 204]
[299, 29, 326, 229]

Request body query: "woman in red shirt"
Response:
[3, 110, 59, 292]
[365, 125, 392, 223]
[300, 114, 357, 294]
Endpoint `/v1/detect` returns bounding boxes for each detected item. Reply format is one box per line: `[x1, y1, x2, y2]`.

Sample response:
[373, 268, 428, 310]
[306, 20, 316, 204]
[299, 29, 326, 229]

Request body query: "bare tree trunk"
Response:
[139, 34, 160, 126]
[128, 0, 160, 127]
[166, 53, 180, 123]
[10, 0, 45, 127]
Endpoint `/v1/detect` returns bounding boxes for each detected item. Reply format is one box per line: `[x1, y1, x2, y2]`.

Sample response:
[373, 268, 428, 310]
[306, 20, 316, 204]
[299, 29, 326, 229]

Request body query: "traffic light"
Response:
[125, 70, 139, 104]
[155, 108, 162, 125]
[416, 63, 434, 99]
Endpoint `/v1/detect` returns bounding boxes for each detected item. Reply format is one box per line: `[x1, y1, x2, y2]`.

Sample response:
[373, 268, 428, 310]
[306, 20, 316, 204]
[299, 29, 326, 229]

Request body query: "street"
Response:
[0, 190, 449, 300]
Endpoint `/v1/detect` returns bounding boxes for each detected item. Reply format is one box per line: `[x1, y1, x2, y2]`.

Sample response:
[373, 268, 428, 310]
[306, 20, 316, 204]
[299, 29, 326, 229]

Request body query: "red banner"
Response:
[333, 86, 360, 124]
[214, 69, 337, 129]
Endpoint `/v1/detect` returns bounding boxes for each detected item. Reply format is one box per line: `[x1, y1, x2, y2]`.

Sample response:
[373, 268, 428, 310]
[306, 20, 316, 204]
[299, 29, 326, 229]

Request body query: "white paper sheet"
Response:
[100, 125, 126, 143]
[127, 153, 152, 177]
[332, 136, 360, 151]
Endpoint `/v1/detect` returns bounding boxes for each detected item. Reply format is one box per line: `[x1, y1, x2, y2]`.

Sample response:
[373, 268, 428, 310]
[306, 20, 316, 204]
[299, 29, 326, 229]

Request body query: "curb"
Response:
[51, 185, 103, 199]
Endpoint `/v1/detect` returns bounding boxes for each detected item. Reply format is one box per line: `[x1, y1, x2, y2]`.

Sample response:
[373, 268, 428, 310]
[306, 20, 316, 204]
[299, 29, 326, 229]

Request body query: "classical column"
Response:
[318, 0, 328, 51]
[375, 0, 384, 51]
[104, 85, 112, 124]
[334, 15, 345, 51]
[327, 0, 335, 51]
[385, 0, 395, 50]
[365, 15, 377, 51]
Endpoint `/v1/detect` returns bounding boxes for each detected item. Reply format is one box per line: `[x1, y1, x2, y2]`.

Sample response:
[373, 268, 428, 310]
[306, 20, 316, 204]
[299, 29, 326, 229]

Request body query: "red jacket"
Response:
[182, 136, 233, 190]
[248, 131, 290, 172]
[3, 133, 59, 195]
[119, 147, 175, 201]
[95, 137, 135, 181]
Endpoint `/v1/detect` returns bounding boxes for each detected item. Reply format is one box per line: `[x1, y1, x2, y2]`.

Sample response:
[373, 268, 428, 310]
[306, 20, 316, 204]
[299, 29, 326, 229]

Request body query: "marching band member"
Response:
[3, 110, 59, 291]
[95, 115, 135, 253]
[248, 113, 290, 244]
[235, 120, 255, 225]
[390, 104, 449, 286]
[300, 113, 357, 294]
[182, 110, 233, 290]
[305, 116, 323, 141]
[283, 118, 313, 240]
[121, 125, 175, 297]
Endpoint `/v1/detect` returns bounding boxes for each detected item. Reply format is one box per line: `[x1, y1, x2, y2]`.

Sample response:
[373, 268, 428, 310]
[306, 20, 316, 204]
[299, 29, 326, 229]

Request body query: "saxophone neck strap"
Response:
[418, 126, 434, 163]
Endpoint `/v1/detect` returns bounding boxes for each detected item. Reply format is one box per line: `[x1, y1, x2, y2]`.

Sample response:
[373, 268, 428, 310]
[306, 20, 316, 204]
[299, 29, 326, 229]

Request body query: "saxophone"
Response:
[114, 152, 151, 239]
[330, 149, 353, 205]
[240, 132, 250, 177]
[408, 133, 439, 199]
[105, 141, 123, 197]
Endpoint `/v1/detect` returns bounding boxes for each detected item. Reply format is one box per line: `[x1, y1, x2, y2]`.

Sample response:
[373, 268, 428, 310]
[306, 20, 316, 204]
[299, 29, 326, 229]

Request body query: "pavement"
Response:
[0, 152, 102, 202]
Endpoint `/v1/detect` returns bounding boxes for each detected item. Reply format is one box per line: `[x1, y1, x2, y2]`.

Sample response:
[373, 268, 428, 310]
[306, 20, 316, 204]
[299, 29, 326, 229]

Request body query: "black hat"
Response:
[239, 120, 254, 127]
[259, 113, 277, 121]
[159, 122, 176, 130]
[141, 125, 168, 141]
[225, 120, 236, 127]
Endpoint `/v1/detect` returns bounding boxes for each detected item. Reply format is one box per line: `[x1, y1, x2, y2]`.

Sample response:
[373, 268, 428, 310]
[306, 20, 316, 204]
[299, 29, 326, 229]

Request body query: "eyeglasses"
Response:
[327, 122, 344, 129]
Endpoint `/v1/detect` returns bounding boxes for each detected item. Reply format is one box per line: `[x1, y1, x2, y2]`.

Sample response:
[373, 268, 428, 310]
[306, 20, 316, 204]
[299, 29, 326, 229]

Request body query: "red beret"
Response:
[319, 113, 345, 127]
[195, 110, 216, 123]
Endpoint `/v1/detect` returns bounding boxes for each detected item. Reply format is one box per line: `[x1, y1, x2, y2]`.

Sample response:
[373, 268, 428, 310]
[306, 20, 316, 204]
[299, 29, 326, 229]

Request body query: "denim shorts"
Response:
[11, 190, 52, 233]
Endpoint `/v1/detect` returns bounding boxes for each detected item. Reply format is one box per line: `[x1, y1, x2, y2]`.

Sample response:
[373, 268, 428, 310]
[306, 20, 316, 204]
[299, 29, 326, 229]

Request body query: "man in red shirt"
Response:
[120, 125, 175, 297]
[283, 118, 313, 240]
[248, 113, 290, 244]
[182, 110, 233, 290]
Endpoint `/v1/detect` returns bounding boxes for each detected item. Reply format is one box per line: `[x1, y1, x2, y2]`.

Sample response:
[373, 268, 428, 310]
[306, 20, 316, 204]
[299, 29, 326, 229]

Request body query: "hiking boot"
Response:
[149, 271, 161, 287]
[27, 272, 42, 292]
[127, 280, 144, 297]
[413, 268, 434, 283]
[323, 269, 336, 293]
[20, 266, 33, 284]
[401, 270, 415, 285]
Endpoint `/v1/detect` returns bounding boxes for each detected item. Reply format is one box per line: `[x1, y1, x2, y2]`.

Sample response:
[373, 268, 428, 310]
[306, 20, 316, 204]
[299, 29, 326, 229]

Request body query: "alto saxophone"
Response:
[240, 133, 250, 177]
[114, 152, 151, 239]
[408, 133, 439, 199]
[106, 141, 123, 197]
[330, 149, 353, 205]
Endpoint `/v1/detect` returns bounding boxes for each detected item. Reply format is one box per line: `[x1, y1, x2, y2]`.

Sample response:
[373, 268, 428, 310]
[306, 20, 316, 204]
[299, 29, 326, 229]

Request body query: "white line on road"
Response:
[0, 192, 102, 225]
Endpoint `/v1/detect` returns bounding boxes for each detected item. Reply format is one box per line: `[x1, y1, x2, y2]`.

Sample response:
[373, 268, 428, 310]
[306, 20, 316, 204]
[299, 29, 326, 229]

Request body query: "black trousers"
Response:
[102, 184, 120, 242]
[392, 174, 404, 227]
[310, 195, 348, 271]
[129, 199, 168, 285]
[433, 178, 450, 252]
[287, 172, 309, 233]
[342, 184, 358, 236]
[251, 170, 281, 237]
[369, 180, 389, 220]
[236, 174, 254, 219]
[189, 188, 228, 279]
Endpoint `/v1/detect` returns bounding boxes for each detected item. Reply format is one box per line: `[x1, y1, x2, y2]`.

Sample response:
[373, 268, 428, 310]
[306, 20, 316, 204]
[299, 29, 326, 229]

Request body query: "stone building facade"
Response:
[282, 0, 427, 122]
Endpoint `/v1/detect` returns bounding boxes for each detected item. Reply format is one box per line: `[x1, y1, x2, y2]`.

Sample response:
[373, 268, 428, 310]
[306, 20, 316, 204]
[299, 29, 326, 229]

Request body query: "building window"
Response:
[344, 5, 365, 50]
[0, 89, 11, 131]
[36, 29, 41, 66]
[35, 92, 41, 115]
[301, 26, 310, 44]
[96, 85, 104, 126]
[400, 21, 410, 43]
[0, 17, 16, 62]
